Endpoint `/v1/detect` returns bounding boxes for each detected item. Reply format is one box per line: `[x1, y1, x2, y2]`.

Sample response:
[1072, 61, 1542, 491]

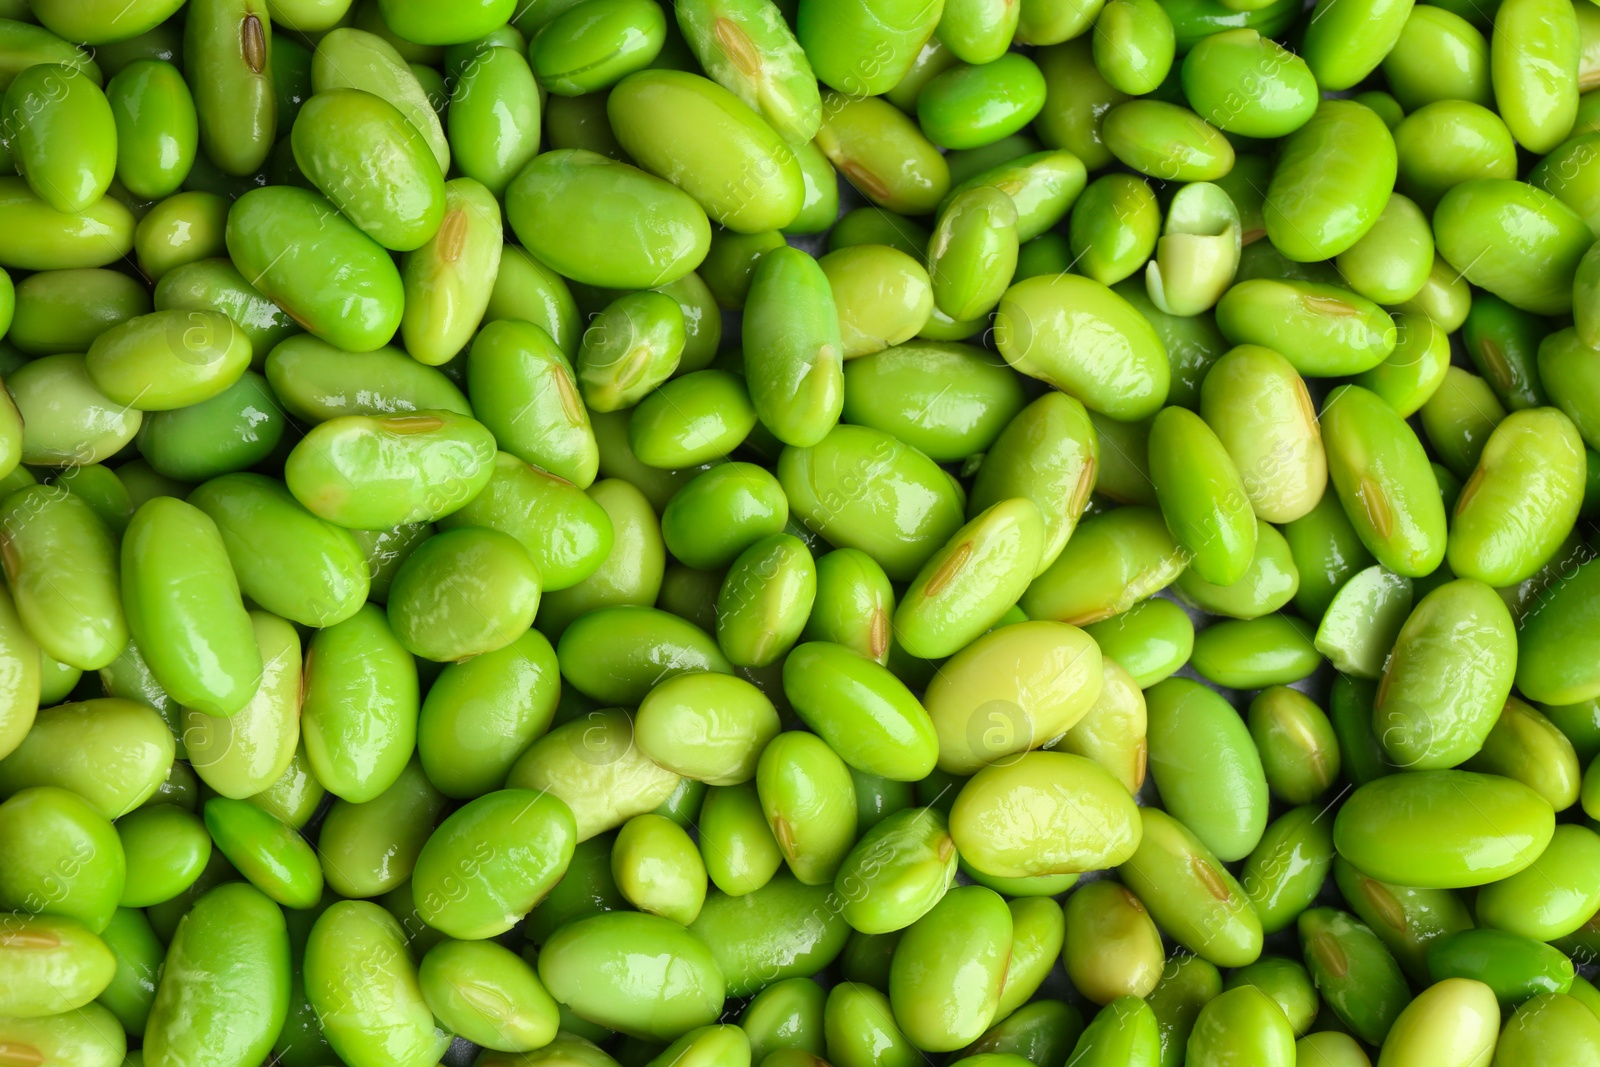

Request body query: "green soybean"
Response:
[144, 883, 290, 1067]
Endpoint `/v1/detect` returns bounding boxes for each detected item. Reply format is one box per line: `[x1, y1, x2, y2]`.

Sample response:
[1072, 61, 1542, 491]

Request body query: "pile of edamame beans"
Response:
[4, 0, 1600, 1064]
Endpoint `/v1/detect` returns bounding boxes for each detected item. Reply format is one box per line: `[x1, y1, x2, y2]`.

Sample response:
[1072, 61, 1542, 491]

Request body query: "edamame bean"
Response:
[537, 477, 666, 634]
[183, 611, 300, 803]
[0, 585, 37, 766]
[823, 982, 914, 1067]
[1375, 978, 1498, 1067]
[9, 268, 146, 357]
[1189, 614, 1321, 689]
[819, 244, 933, 359]
[798, 0, 942, 96]
[833, 806, 956, 934]
[1118, 807, 1263, 968]
[414, 627, 559, 798]
[610, 70, 804, 233]
[844, 343, 1017, 463]
[1186, 986, 1293, 1067]
[1356, 313, 1452, 418]
[1146, 956, 1221, 1067]
[541, 911, 725, 1041]
[918, 55, 1047, 150]
[527, 0, 666, 94]
[1313, 565, 1413, 679]
[144, 882, 290, 1067]
[83, 308, 250, 413]
[941, 149, 1086, 241]
[1146, 181, 1240, 317]
[674, 0, 819, 144]
[1181, 29, 1316, 138]
[28, 0, 184, 43]
[892, 498, 1042, 658]
[0, 786, 124, 933]
[576, 291, 684, 414]
[1474, 823, 1600, 941]
[154, 258, 297, 366]
[0, 912, 116, 1019]
[740, 976, 826, 1062]
[969, 393, 1097, 574]
[1427, 928, 1574, 1007]
[0, 19, 103, 89]
[1059, 656, 1147, 795]
[183, 0, 275, 176]
[447, 44, 540, 195]
[1494, 993, 1600, 1065]
[629, 369, 757, 468]
[508, 708, 683, 840]
[121, 495, 261, 716]
[189, 473, 370, 627]
[780, 424, 965, 581]
[635, 671, 779, 787]
[1148, 405, 1256, 585]
[692, 872, 850, 999]
[399, 176, 503, 365]
[203, 796, 323, 909]
[950, 751, 1140, 877]
[1021, 505, 1186, 625]
[1448, 408, 1585, 586]
[507, 149, 710, 290]
[411, 788, 576, 939]
[1216, 280, 1396, 377]
[696, 782, 782, 899]
[1101, 100, 1233, 182]
[1320, 384, 1448, 577]
[419, 938, 559, 1053]
[1063, 881, 1164, 1004]
[926, 619, 1101, 772]
[610, 812, 708, 925]
[1383, 4, 1490, 109]
[1434, 179, 1590, 315]
[285, 410, 498, 529]
[1069, 174, 1159, 287]
[305, 900, 451, 1067]
[1146, 677, 1268, 862]
[995, 273, 1169, 421]
[0, 485, 125, 671]
[1373, 577, 1516, 769]
[782, 642, 937, 780]
[8, 352, 142, 466]
[927, 188, 1019, 322]
[387, 525, 541, 661]
[1334, 770, 1554, 888]
[2, 64, 117, 214]
[994, 896, 1064, 1017]
[1466, 696, 1581, 810]
[889, 885, 1011, 1052]
[0, 699, 174, 820]
[317, 756, 447, 899]
[1033, 37, 1123, 169]
[1298, 907, 1410, 1045]
[1066, 995, 1159, 1067]
[1092, 0, 1173, 95]
[1198, 346, 1324, 523]
[1333, 857, 1472, 985]
[966, 1000, 1084, 1067]
[1241, 807, 1333, 937]
[1335, 194, 1434, 307]
[226, 186, 404, 352]
[716, 531, 816, 667]
[1491, 0, 1580, 153]
[299, 602, 417, 803]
